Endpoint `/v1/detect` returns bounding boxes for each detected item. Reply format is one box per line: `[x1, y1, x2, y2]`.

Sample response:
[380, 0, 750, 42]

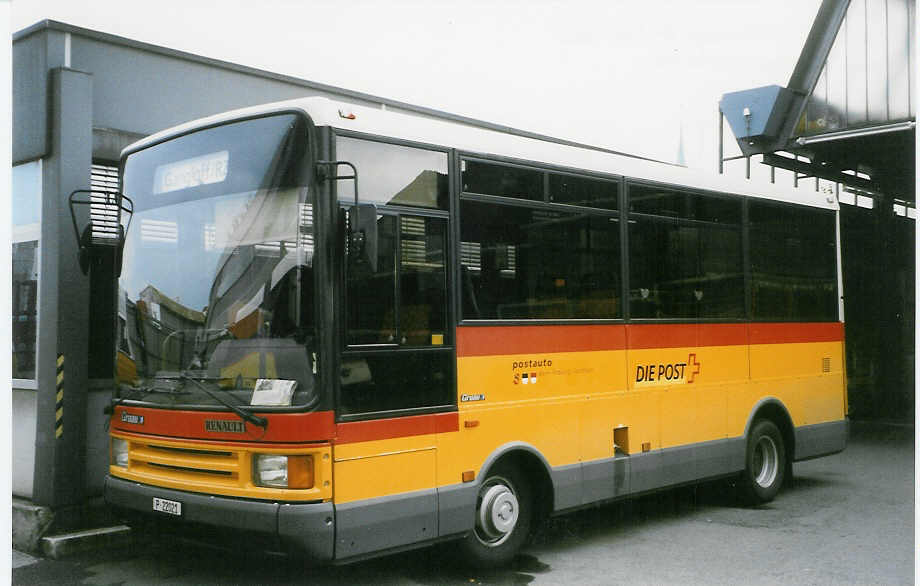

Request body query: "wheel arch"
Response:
[478, 442, 555, 522]
[744, 397, 796, 460]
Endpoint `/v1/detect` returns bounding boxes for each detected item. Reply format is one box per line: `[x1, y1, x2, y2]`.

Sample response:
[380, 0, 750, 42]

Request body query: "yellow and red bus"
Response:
[105, 96, 847, 567]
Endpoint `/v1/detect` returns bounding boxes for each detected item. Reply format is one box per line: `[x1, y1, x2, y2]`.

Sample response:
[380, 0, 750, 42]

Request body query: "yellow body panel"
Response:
[333, 432, 440, 503]
[430, 337, 845, 489]
[334, 444, 437, 503]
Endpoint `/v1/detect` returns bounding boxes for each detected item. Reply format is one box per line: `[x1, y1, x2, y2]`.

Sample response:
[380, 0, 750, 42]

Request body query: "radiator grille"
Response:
[128, 438, 245, 487]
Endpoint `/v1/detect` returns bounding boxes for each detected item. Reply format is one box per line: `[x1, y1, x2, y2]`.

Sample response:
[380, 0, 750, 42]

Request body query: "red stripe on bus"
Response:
[458, 322, 843, 356]
[457, 325, 627, 356]
[625, 323, 750, 349]
[111, 406, 336, 443]
[749, 322, 843, 345]
[335, 412, 459, 445]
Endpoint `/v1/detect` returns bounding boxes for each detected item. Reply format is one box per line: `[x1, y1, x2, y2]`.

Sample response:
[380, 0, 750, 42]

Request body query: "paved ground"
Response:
[12, 422, 914, 585]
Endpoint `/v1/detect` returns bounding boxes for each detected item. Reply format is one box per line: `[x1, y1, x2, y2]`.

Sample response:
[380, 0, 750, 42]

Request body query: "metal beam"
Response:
[762, 152, 879, 193]
[787, 0, 851, 93]
[795, 121, 916, 146]
[777, 0, 851, 150]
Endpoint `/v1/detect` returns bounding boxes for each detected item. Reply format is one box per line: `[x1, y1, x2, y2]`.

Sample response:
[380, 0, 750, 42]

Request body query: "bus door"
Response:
[335, 208, 454, 558]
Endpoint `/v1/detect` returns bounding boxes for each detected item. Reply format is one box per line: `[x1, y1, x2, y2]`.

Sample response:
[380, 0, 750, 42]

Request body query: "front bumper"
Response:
[105, 475, 334, 560]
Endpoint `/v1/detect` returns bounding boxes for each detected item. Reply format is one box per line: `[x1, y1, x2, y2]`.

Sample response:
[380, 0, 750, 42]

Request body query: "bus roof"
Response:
[124, 96, 837, 211]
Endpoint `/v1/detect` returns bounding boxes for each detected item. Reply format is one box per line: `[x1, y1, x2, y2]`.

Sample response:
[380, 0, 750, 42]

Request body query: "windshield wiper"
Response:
[179, 373, 268, 429]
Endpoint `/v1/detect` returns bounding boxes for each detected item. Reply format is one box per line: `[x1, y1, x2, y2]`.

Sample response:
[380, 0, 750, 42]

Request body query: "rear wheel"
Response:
[460, 464, 532, 568]
[741, 419, 786, 504]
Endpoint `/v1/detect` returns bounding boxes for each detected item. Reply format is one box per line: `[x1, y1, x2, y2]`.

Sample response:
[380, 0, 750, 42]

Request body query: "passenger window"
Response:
[336, 137, 448, 209]
[460, 200, 621, 319]
[749, 202, 837, 321]
[549, 173, 619, 210]
[628, 184, 743, 319]
[462, 160, 544, 202]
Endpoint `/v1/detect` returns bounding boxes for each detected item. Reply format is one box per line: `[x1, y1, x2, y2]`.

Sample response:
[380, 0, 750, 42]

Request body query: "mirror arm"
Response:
[316, 159, 372, 261]
[315, 160, 359, 206]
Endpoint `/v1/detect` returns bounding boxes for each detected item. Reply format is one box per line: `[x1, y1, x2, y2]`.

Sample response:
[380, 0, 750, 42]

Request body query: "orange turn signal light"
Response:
[287, 455, 314, 489]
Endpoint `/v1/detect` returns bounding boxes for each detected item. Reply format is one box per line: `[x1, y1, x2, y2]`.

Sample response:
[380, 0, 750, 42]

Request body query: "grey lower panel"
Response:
[555, 437, 747, 513]
[335, 488, 437, 560]
[581, 457, 616, 504]
[583, 456, 632, 504]
[794, 419, 848, 461]
[327, 422, 848, 556]
[551, 464, 583, 511]
[104, 475, 334, 560]
[437, 482, 477, 537]
[655, 438, 746, 489]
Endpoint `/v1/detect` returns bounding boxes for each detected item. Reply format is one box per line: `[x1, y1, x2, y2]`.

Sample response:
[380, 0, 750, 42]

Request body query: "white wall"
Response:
[12, 388, 37, 498]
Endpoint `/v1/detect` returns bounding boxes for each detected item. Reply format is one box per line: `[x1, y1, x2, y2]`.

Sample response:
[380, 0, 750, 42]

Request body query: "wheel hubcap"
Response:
[753, 436, 778, 488]
[475, 478, 519, 546]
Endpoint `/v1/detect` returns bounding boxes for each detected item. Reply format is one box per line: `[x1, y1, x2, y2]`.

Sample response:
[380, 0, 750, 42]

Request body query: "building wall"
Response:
[12, 388, 37, 498]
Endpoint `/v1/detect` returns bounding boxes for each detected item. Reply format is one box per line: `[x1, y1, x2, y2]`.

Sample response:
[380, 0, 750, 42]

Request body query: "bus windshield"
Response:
[117, 113, 318, 409]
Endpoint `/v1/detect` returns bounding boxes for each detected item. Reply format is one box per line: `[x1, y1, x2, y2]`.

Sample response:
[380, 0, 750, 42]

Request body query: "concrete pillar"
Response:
[32, 67, 93, 523]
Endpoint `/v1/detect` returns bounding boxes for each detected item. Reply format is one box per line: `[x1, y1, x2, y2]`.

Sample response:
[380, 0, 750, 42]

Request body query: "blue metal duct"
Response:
[719, 85, 796, 156]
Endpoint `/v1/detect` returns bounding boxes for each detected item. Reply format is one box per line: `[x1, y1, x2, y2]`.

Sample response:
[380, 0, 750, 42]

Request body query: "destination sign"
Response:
[153, 150, 229, 194]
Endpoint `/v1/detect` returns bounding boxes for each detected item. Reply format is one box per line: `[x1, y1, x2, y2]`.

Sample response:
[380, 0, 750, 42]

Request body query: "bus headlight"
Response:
[253, 454, 314, 489]
[111, 438, 129, 468]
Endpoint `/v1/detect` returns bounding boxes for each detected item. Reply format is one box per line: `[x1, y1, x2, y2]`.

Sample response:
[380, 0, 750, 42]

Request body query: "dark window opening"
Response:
[462, 160, 543, 202]
[460, 200, 621, 320]
[339, 350, 453, 416]
[628, 184, 744, 319]
[749, 201, 837, 321]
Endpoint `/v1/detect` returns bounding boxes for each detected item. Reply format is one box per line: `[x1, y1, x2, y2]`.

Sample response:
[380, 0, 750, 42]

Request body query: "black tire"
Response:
[740, 419, 786, 504]
[459, 463, 532, 568]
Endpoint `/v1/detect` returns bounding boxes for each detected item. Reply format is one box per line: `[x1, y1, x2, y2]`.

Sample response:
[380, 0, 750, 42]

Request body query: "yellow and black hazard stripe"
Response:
[56, 354, 64, 438]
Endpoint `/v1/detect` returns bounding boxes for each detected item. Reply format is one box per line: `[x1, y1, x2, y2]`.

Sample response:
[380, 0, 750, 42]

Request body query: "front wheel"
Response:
[459, 464, 532, 568]
[740, 419, 786, 504]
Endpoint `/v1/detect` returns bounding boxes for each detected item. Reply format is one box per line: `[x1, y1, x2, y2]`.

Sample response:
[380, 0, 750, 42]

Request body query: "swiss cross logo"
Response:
[687, 353, 701, 383]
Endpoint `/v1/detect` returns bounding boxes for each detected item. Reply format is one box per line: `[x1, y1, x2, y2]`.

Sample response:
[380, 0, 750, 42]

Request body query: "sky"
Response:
[9, 0, 822, 175]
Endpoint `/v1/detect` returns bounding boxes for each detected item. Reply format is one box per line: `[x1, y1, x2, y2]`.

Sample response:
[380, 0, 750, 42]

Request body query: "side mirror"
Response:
[69, 189, 133, 277]
[348, 204, 378, 272]
[78, 223, 125, 277]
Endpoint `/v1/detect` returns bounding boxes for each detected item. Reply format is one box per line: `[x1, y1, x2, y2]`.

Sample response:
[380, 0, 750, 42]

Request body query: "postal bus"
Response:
[103, 96, 847, 567]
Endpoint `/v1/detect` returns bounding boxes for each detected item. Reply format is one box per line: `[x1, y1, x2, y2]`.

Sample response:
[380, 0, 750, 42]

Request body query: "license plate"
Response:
[152, 497, 182, 516]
